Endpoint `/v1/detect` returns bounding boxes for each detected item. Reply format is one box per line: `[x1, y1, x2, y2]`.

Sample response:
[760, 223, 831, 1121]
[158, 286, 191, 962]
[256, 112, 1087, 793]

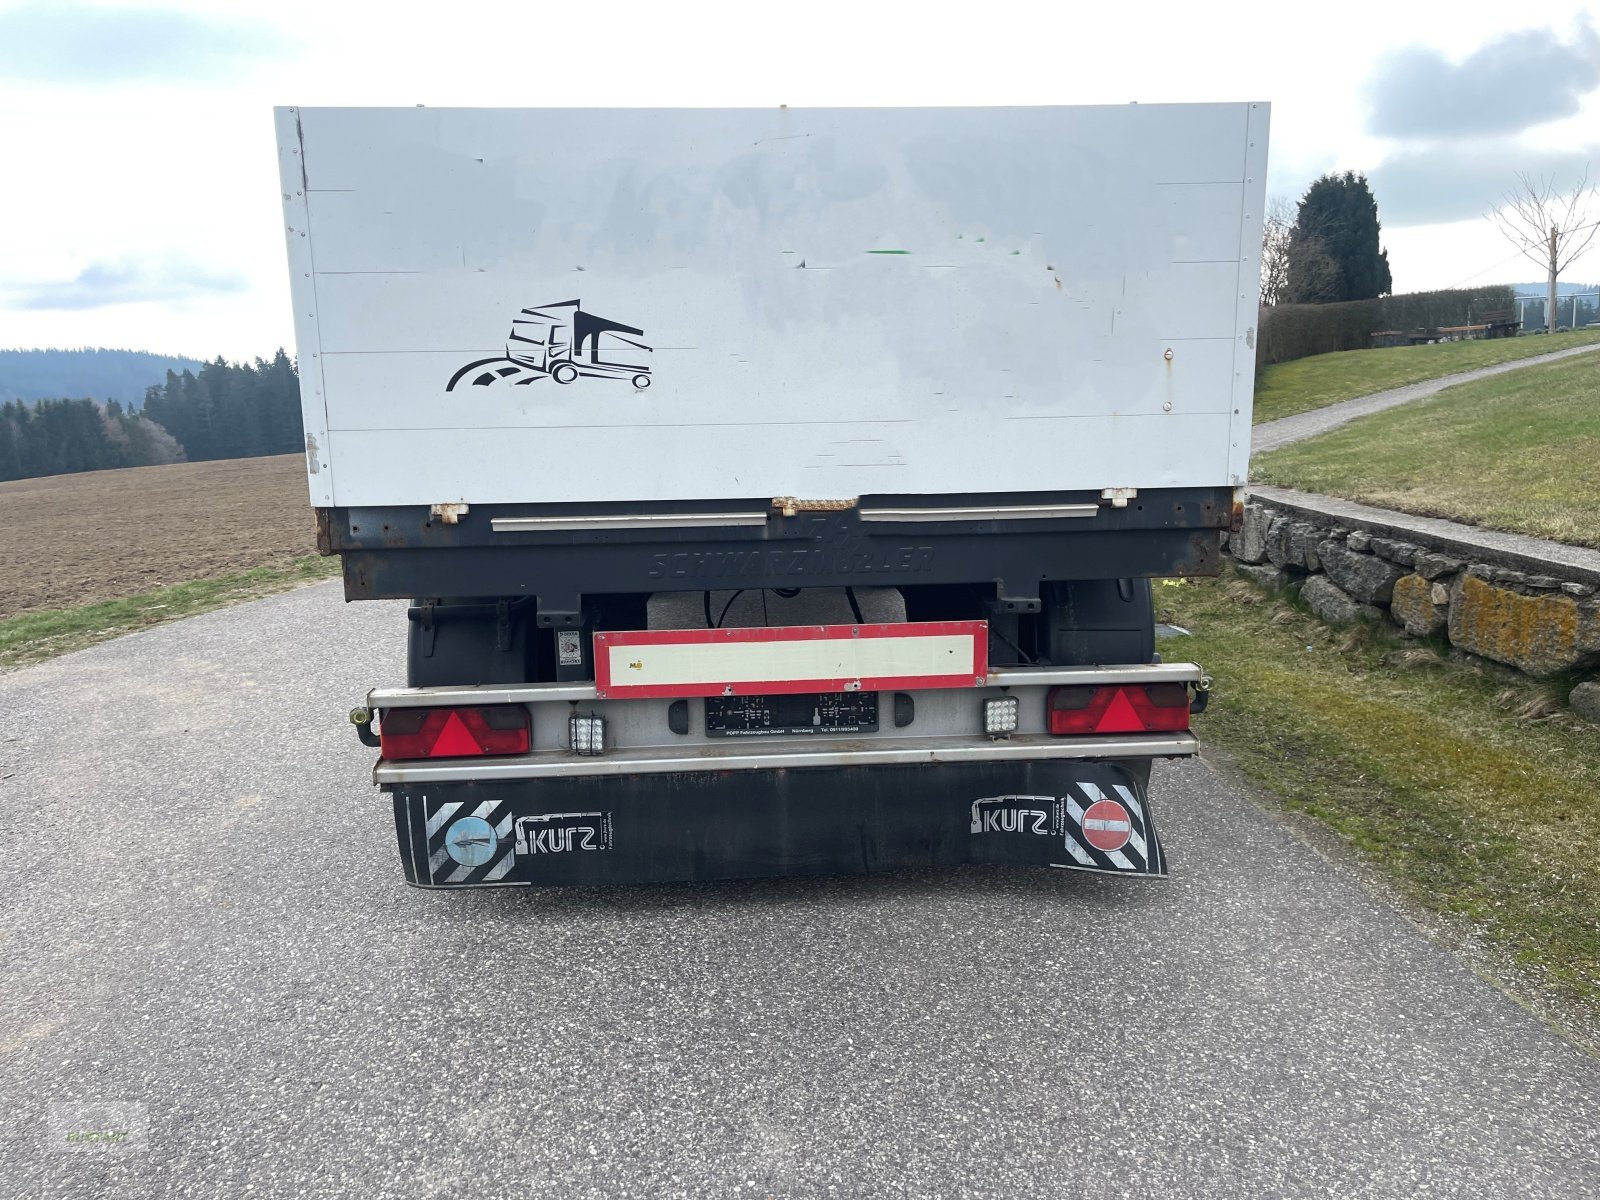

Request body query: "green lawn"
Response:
[1253, 328, 1600, 424]
[1163, 573, 1600, 1036]
[1253, 352, 1600, 548]
[0, 556, 339, 670]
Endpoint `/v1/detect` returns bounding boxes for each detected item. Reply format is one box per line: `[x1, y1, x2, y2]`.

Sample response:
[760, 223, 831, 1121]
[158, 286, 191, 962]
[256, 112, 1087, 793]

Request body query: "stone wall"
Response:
[1225, 495, 1600, 704]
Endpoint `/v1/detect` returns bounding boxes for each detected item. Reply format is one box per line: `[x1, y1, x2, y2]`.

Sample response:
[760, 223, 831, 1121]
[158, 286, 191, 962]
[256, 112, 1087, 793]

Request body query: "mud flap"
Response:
[387, 759, 1167, 888]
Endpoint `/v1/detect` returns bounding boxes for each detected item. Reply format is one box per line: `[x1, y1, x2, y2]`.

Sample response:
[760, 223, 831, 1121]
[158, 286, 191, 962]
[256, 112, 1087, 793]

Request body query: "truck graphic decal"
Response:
[446, 299, 654, 392]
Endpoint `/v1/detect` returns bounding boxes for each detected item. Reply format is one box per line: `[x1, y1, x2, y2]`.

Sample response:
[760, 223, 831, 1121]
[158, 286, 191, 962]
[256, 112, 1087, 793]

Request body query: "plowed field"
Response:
[0, 454, 317, 620]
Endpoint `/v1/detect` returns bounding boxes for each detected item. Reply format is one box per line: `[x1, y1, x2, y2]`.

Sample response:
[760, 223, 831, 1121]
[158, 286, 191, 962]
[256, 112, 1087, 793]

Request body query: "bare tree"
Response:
[1259, 195, 1294, 306]
[1286, 233, 1342, 305]
[1489, 168, 1599, 333]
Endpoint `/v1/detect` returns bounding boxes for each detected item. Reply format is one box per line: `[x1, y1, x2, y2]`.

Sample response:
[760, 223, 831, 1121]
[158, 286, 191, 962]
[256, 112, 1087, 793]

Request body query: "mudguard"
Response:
[388, 759, 1166, 887]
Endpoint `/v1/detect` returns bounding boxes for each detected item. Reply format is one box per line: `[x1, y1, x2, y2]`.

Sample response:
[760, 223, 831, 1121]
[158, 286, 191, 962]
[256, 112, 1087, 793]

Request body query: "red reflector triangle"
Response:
[1094, 689, 1146, 734]
[430, 711, 482, 757]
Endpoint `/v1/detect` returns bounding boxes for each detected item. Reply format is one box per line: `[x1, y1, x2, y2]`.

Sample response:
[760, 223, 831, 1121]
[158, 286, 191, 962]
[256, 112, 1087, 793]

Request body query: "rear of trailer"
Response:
[276, 102, 1268, 887]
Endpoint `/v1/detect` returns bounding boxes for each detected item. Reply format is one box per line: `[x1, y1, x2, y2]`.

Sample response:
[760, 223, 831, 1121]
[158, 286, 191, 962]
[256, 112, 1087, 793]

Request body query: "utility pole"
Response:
[1548, 225, 1559, 334]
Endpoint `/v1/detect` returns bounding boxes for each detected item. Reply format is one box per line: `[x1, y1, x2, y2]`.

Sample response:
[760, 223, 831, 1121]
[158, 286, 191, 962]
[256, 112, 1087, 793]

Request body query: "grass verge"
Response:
[1163, 572, 1600, 1038]
[1253, 328, 1600, 424]
[1253, 352, 1600, 548]
[0, 555, 340, 670]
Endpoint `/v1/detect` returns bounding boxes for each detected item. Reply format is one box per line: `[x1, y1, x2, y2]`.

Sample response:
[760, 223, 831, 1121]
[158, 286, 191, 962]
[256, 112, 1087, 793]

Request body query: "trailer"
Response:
[276, 102, 1269, 888]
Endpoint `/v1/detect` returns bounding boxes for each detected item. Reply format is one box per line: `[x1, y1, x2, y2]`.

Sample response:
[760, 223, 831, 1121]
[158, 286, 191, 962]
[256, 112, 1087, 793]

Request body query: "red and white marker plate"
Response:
[593, 620, 988, 699]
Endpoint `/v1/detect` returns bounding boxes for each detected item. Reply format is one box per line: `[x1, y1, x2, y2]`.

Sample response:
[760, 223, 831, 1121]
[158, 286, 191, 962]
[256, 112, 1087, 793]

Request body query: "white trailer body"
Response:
[277, 104, 1268, 509]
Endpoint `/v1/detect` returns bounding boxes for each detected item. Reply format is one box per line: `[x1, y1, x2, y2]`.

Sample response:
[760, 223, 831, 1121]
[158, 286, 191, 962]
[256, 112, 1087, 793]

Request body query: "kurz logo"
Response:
[971, 796, 1055, 836]
[515, 811, 615, 855]
[447, 300, 653, 392]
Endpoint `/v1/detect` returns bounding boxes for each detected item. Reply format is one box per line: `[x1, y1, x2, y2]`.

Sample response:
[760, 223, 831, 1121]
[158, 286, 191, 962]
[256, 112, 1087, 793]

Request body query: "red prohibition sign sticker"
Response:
[1080, 799, 1133, 853]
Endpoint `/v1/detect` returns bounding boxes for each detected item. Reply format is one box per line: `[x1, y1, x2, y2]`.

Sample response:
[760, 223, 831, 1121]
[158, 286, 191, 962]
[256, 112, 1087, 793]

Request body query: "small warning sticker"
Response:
[557, 629, 583, 666]
[1080, 798, 1133, 853]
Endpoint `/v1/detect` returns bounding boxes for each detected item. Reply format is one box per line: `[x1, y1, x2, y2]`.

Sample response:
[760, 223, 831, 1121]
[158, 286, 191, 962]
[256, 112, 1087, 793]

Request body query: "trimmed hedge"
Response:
[1257, 286, 1517, 366]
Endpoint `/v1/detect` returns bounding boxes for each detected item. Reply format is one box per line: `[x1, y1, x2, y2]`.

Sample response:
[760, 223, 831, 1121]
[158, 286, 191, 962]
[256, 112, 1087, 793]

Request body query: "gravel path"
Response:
[1252, 340, 1600, 453]
[3, 582, 1599, 1198]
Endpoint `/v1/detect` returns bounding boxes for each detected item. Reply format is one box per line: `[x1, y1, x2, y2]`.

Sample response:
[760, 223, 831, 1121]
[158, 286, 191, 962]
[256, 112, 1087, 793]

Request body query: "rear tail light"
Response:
[379, 706, 530, 760]
[1047, 683, 1190, 736]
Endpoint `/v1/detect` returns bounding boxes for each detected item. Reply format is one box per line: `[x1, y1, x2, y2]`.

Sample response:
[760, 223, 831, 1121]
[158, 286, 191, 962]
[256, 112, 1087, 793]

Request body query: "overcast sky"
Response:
[1, 0, 1597, 360]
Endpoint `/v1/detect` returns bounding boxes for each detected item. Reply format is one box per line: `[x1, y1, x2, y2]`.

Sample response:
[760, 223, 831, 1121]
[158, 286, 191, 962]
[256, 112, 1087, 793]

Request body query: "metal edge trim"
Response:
[858, 504, 1098, 523]
[491, 512, 769, 532]
[374, 732, 1199, 784]
[369, 682, 597, 707]
[367, 662, 1203, 709]
[987, 662, 1203, 687]
[366, 662, 1204, 709]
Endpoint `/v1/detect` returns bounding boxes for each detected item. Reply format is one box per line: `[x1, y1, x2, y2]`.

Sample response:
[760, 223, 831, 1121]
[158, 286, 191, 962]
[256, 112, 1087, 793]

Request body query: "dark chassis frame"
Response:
[319, 485, 1234, 614]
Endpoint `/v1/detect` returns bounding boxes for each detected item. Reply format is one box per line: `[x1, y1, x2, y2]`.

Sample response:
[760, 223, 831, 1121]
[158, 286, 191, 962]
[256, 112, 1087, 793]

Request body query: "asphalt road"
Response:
[3, 582, 1599, 1199]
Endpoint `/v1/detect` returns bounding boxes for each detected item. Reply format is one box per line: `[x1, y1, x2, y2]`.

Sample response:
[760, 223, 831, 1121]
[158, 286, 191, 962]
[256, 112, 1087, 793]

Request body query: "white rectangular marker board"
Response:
[276, 104, 1269, 508]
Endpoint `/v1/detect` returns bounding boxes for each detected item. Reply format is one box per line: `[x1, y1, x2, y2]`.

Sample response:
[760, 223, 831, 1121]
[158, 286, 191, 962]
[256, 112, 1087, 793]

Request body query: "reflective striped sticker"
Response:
[424, 799, 515, 886]
[972, 779, 1164, 877]
[1055, 779, 1165, 877]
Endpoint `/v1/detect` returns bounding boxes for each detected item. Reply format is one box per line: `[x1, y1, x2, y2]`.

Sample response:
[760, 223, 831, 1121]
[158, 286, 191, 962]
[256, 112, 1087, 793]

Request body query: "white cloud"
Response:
[0, 1, 297, 84]
[3, 0, 1600, 358]
[1369, 141, 1600, 227]
[1, 256, 247, 310]
[1367, 20, 1600, 139]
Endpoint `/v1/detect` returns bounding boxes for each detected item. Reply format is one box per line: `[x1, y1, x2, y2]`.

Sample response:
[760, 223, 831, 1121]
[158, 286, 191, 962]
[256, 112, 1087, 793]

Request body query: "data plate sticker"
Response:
[557, 630, 584, 666]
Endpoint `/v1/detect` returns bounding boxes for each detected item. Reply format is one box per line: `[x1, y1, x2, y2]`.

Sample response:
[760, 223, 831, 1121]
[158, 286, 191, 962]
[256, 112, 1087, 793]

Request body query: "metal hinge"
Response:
[1100, 488, 1138, 509]
[430, 502, 470, 525]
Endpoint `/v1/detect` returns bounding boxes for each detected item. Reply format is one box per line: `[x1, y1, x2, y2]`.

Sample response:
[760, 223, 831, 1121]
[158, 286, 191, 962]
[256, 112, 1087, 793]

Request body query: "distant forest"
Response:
[143, 352, 303, 463]
[0, 351, 303, 483]
[0, 397, 185, 481]
[0, 348, 207, 408]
